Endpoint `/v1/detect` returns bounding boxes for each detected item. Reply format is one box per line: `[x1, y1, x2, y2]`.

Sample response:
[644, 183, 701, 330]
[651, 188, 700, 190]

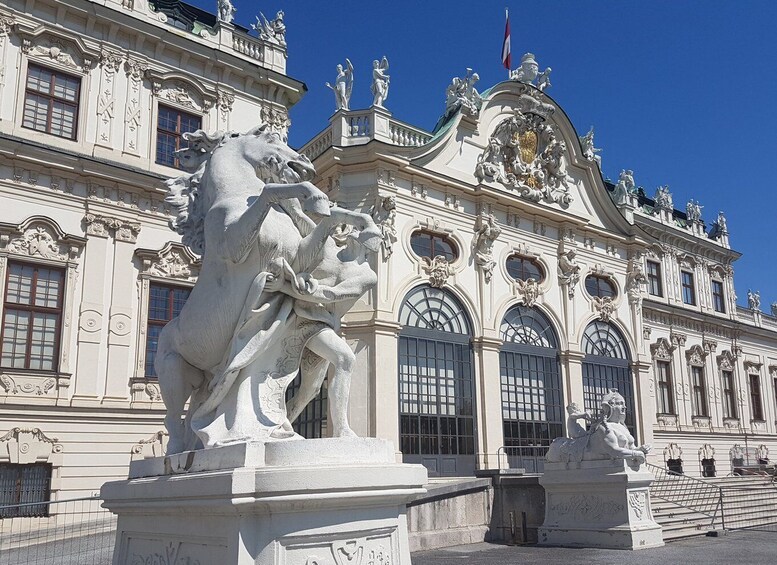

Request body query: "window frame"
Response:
[22, 63, 81, 141]
[1, 261, 65, 372]
[155, 104, 202, 169]
[655, 360, 675, 415]
[691, 365, 708, 417]
[505, 255, 545, 283]
[722, 370, 737, 419]
[711, 279, 726, 313]
[0, 462, 52, 518]
[646, 260, 663, 297]
[749, 373, 764, 421]
[144, 282, 191, 377]
[584, 274, 617, 299]
[409, 230, 459, 262]
[681, 270, 696, 306]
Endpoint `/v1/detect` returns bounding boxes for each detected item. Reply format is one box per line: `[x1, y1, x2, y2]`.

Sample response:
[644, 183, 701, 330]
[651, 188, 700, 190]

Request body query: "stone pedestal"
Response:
[538, 459, 663, 550]
[101, 438, 427, 565]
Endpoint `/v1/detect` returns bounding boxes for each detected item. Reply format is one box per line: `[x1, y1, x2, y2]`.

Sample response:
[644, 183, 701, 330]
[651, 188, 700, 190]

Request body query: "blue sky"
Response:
[188, 0, 777, 307]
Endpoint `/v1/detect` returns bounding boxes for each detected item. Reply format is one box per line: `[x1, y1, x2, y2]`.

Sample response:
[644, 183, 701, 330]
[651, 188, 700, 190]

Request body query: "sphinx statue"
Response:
[546, 389, 651, 464]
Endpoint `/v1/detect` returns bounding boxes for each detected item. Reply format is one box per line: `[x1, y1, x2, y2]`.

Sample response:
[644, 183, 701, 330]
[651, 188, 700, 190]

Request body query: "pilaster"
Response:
[471, 336, 504, 469]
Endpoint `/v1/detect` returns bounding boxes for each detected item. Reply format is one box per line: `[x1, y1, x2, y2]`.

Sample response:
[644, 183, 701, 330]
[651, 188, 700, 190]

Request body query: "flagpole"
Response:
[503, 7, 511, 79]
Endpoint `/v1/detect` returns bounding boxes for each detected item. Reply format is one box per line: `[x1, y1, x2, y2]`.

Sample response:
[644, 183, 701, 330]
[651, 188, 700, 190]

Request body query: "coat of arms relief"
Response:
[475, 93, 575, 207]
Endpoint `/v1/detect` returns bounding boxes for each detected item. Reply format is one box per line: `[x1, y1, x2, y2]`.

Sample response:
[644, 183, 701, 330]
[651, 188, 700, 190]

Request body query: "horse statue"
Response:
[545, 390, 651, 464]
[157, 124, 380, 454]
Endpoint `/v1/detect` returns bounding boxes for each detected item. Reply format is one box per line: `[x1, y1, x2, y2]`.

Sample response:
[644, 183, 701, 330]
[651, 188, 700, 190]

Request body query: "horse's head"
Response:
[240, 123, 316, 185]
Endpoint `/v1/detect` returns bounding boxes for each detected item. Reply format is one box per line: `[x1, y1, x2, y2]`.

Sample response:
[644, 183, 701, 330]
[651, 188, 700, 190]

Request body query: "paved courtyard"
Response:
[412, 529, 777, 565]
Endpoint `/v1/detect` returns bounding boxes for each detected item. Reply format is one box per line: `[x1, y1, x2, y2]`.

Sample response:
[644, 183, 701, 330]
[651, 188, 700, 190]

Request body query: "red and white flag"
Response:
[501, 9, 511, 70]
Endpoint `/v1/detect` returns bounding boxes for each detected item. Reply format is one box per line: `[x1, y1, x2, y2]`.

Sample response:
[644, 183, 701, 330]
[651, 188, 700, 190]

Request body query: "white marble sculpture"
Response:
[748, 289, 761, 311]
[611, 169, 635, 207]
[445, 68, 482, 117]
[686, 199, 703, 223]
[715, 210, 728, 233]
[472, 210, 501, 282]
[217, 0, 236, 24]
[771, 302, 777, 317]
[372, 195, 397, 259]
[158, 124, 381, 454]
[252, 10, 286, 47]
[371, 56, 390, 108]
[579, 126, 601, 166]
[511, 52, 552, 91]
[546, 389, 651, 464]
[326, 59, 353, 111]
[557, 248, 580, 299]
[653, 185, 673, 212]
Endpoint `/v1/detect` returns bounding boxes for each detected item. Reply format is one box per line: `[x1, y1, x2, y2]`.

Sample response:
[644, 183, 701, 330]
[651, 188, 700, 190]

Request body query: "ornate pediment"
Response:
[149, 72, 216, 113]
[0, 427, 62, 464]
[0, 216, 84, 261]
[475, 94, 574, 207]
[20, 31, 96, 73]
[650, 337, 675, 361]
[135, 242, 200, 281]
[686, 344, 707, 366]
[717, 350, 736, 371]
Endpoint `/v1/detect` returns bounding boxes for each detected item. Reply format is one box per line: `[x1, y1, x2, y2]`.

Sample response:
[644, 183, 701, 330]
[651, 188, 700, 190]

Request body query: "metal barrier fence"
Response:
[496, 445, 548, 474]
[644, 462, 724, 529]
[0, 495, 116, 565]
[717, 479, 777, 531]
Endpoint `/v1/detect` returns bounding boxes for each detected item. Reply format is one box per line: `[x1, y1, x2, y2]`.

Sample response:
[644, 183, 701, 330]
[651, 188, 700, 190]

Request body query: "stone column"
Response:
[472, 336, 503, 470]
[372, 320, 402, 461]
[72, 215, 114, 402]
[631, 360, 655, 452]
[104, 221, 141, 402]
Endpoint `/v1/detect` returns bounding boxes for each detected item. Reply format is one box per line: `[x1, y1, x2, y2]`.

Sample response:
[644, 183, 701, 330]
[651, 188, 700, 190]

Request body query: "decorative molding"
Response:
[699, 443, 715, 460]
[421, 256, 452, 288]
[0, 374, 57, 396]
[515, 277, 541, 307]
[685, 344, 707, 366]
[650, 337, 675, 361]
[670, 331, 687, 348]
[83, 214, 141, 243]
[663, 442, 682, 461]
[717, 350, 736, 371]
[135, 242, 200, 281]
[0, 427, 62, 464]
[0, 217, 84, 262]
[743, 360, 763, 374]
[593, 296, 615, 322]
[692, 416, 712, 432]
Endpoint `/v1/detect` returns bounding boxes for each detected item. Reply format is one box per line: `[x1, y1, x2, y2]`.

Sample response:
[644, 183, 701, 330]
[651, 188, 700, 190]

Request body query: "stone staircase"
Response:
[649, 473, 777, 541]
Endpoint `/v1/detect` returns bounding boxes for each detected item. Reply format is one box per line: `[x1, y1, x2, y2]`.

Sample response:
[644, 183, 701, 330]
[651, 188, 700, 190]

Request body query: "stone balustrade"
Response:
[301, 130, 333, 161]
[232, 34, 265, 62]
[389, 121, 432, 147]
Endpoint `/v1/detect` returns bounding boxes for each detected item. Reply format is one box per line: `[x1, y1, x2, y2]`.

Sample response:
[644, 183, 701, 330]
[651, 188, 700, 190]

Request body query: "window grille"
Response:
[0, 463, 52, 518]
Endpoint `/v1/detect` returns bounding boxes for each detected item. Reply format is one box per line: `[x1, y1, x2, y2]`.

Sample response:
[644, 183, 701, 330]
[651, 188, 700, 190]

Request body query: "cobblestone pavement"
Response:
[412, 529, 777, 565]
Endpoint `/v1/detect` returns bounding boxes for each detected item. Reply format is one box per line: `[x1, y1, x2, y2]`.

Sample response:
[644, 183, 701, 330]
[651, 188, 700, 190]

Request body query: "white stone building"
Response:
[1, 0, 776, 517]
[0, 0, 298, 506]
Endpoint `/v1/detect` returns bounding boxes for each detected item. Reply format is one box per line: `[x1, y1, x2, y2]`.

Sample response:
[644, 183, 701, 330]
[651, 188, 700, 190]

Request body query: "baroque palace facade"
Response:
[2, 0, 777, 511]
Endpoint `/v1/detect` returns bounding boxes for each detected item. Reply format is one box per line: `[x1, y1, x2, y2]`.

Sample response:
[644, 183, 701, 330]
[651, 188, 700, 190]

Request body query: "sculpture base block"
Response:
[102, 438, 427, 565]
[538, 459, 664, 550]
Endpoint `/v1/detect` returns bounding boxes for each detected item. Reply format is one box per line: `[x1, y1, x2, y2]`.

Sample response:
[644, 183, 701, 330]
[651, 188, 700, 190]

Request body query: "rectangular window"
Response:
[145, 283, 191, 376]
[722, 370, 737, 419]
[646, 260, 663, 297]
[23, 64, 80, 140]
[156, 105, 201, 168]
[656, 360, 675, 414]
[0, 463, 52, 518]
[749, 374, 764, 421]
[681, 271, 696, 305]
[691, 366, 708, 417]
[1, 262, 64, 371]
[711, 280, 726, 313]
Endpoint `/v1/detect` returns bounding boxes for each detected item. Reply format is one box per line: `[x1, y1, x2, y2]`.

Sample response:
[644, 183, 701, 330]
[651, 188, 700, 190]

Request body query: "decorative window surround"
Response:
[0, 427, 63, 500]
[0, 217, 85, 403]
[132, 243, 199, 405]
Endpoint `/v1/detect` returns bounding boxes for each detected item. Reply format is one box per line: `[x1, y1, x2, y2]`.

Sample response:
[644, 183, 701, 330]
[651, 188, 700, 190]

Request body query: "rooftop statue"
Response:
[579, 126, 601, 166]
[159, 124, 381, 454]
[371, 56, 390, 108]
[216, 0, 236, 24]
[326, 59, 354, 111]
[686, 199, 703, 223]
[653, 185, 673, 212]
[511, 52, 552, 91]
[611, 169, 635, 207]
[252, 10, 286, 47]
[546, 390, 651, 464]
[748, 289, 761, 311]
[771, 302, 777, 317]
[445, 68, 482, 117]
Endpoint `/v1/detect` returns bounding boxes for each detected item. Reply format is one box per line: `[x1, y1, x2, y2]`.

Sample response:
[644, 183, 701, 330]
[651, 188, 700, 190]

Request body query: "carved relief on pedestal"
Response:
[475, 94, 574, 206]
[628, 490, 647, 520]
[283, 534, 394, 565]
[471, 210, 501, 283]
[0, 427, 62, 464]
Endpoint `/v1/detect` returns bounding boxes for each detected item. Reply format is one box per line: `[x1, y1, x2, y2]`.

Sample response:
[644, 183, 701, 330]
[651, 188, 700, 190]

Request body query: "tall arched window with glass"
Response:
[398, 286, 475, 477]
[581, 321, 636, 438]
[499, 305, 562, 473]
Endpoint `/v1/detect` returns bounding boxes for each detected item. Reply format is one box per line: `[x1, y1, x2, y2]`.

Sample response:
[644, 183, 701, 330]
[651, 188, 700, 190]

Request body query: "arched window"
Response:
[585, 275, 617, 298]
[499, 305, 561, 474]
[398, 286, 475, 476]
[581, 321, 636, 437]
[410, 230, 458, 262]
[506, 255, 545, 283]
